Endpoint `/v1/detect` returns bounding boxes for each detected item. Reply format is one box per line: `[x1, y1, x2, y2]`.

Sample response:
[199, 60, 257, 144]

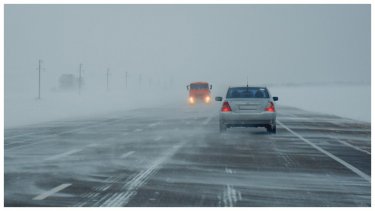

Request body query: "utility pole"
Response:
[37, 59, 42, 100]
[78, 63, 83, 95]
[107, 68, 110, 92]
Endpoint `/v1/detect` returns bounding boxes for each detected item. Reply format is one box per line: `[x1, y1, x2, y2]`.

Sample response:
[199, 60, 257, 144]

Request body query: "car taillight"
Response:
[265, 102, 275, 112]
[221, 102, 232, 112]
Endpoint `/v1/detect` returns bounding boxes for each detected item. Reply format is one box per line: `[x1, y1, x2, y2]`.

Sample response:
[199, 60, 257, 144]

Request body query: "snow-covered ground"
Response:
[271, 84, 370, 123]
[4, 88, 187, 128]
[4, 84, 370, 128]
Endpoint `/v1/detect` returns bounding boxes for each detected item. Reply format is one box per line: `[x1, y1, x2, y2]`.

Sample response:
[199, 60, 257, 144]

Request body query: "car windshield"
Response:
[190, 83, 209, 90]
[226, 87, 270, 98]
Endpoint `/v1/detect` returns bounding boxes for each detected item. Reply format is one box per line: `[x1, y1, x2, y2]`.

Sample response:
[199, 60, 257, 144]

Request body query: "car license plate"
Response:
[239, 105, 257, 110]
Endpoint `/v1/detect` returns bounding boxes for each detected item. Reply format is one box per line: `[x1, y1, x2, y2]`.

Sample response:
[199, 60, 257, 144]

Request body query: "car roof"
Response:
[190, 82, 209, 84]
[229, 86, 267, 89]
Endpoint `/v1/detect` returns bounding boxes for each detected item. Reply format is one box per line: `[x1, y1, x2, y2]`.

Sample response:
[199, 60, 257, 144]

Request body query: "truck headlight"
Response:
[205, 96, 211, 103]
[189, 96, 195, 104]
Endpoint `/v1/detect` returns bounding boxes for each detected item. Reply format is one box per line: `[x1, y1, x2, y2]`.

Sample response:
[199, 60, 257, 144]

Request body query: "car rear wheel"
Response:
[266, 123, 276, 134]
[220, 121, 227, 132]
[272, 125, 277, 134]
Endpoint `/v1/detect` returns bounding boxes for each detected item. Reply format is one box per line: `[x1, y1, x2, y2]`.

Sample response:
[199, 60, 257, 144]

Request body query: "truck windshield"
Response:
[190, 84, 209, 90]
[226, 87, 270, 98]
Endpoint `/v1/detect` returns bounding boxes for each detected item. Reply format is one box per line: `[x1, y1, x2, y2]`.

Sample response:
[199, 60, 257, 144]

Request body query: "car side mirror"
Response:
[210, 85, 212, 90]
[215, 97, 222, 101]
[273, 96, 278, 101]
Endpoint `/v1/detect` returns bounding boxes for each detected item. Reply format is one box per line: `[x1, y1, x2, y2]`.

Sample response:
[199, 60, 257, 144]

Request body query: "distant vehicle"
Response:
[215, 86, 278, 133]
[186, 82, 212, 104]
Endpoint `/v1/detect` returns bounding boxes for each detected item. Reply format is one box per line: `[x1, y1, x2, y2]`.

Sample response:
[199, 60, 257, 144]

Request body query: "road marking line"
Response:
[120, 151, 135, 159]
[44, 142, 97, 161]
[100, 141, 186, 206]
[154, 136, 163, 141]
[148, 122, 160, 127]
[134, 129, 143, 132]
[222, 185, 241, 207]
[45, 149, 82, 161]
[327, 135, 371, 155]
[33, 183, 72, 200]
[286, 121, 371, 152]
[88, 143, 99, 148]
[225, 168, 233, 174]
[277, 120, 370, 183]
[338, 140, 371, 155]
[202, 115, 214, 125]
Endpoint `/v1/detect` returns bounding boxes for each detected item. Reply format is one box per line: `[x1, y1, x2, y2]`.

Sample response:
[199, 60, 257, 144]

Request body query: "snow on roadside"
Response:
[5, 89, 186, 128]
[271, 84, 370, 123]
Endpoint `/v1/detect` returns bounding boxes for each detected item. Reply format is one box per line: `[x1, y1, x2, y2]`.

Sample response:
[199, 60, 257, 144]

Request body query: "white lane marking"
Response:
[225, 168, 233, 174]
[45, 143, 97, 161]
[327, 135, 371, 155]
[154, 136, 163, 141]
[45, 149, 82, 161]
[277, 120, 371, 183]
[202, 115, 214, 125]
[221, 168, 241, 207]
[33, 183, 72, 200]
[148, 122, 161, 127]
[88, 143, 99, 148]
[134, 129, 143, 132]
[120, 151, 135, 159]
[100, 141, 186, 207]
[338, 140, 371, 155]
[222, 185, 241, 207]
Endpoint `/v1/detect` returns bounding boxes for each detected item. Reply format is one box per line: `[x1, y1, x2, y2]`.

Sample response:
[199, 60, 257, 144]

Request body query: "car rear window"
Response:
[226, 87, 270, 98]
[190, 84, 209, 90]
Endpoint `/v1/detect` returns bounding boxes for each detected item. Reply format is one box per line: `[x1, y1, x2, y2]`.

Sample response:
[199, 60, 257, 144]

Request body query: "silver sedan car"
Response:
[215, 86, 278, 133]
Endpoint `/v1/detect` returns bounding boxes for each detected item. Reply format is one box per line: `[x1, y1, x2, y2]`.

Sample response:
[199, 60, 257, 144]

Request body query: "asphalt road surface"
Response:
[4, 104, 371, 207]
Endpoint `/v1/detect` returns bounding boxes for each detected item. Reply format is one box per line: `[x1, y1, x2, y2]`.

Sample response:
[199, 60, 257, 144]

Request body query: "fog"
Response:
[4, 5, 371, 126]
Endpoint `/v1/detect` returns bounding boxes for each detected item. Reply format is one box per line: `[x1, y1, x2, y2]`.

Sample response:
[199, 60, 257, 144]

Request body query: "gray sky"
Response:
[5, 4, 371, 93]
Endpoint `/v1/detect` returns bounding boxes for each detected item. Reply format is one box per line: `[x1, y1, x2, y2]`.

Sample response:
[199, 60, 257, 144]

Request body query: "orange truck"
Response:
[186, 82, 212, 104]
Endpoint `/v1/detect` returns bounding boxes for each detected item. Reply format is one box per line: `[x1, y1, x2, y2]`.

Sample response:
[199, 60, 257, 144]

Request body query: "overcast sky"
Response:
[5, 4, 370, 93]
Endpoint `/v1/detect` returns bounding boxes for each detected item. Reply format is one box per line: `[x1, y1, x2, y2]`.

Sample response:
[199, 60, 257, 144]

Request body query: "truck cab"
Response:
[186, 82, 212, 104]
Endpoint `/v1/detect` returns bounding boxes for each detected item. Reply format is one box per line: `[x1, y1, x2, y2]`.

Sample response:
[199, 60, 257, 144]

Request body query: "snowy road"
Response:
[4, 104, 371, 206]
